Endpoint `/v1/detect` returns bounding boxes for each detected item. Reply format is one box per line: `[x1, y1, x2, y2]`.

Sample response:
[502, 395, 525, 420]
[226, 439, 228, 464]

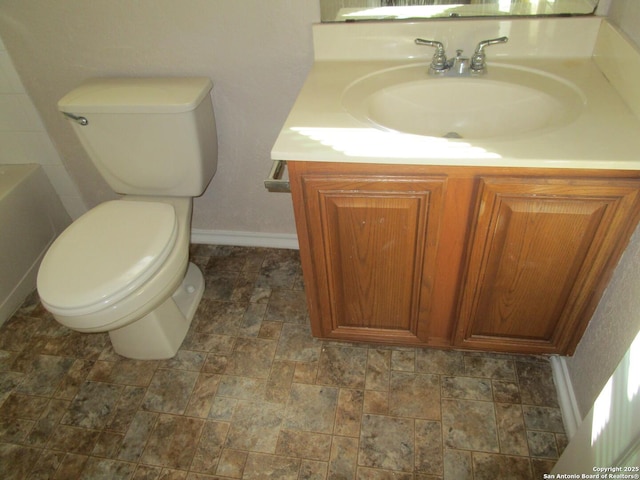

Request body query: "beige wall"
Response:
[0, 34, 86, 219]
[0, 0, 320, 237]
[608, 0, 640, 45]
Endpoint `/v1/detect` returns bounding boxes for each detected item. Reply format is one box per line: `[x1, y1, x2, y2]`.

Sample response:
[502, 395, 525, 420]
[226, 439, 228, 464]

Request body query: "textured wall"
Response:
[0, 0, 320, 235]
[608, 0, 640, 45]
[565, 224, 640, 417]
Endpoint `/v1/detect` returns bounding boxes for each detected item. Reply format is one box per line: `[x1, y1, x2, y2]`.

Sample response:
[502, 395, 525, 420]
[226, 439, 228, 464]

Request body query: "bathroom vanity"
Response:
[271, 17, 640, 355]
[287, 161, 640, 355]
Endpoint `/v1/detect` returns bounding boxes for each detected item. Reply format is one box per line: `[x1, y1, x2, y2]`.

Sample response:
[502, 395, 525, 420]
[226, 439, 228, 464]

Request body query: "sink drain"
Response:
[443, 131, 463, 139]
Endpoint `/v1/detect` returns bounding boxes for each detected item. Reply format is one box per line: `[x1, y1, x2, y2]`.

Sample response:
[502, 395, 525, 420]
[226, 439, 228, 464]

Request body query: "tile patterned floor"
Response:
[0, 245, 566, 479]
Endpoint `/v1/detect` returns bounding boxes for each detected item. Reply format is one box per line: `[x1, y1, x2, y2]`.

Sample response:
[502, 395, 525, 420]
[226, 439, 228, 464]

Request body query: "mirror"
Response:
[320, 1, 599, 22]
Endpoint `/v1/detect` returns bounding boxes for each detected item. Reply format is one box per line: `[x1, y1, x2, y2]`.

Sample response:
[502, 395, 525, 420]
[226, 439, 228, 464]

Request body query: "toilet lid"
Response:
[37, 200, 178, 316]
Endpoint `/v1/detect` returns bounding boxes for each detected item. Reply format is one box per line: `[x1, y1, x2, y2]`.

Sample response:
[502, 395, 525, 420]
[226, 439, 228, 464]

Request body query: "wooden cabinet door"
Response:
[295, 171, 447, 345]
[456, 176, 640, 355]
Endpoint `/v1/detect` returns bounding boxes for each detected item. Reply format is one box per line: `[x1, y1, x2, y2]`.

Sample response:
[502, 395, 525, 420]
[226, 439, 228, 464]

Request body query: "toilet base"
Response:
[108, 262, 205, 359]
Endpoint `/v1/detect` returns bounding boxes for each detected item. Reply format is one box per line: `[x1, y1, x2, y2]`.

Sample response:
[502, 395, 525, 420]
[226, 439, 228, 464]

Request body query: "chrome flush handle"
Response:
[62, 111, 89, 126]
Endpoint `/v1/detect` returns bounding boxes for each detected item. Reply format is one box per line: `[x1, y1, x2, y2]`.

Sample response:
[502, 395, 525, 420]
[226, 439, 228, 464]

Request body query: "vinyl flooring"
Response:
[0, 245, 566, 479]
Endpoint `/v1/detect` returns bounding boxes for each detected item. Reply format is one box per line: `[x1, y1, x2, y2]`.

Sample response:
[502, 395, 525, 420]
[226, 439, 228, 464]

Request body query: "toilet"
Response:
[36, 77, 218, 360]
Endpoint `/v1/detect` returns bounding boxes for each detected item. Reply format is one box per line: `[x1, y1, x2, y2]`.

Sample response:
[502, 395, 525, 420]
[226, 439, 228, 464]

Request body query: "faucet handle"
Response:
[471, 36, 508, 74]
[475, 36, 509, 53]
[415, 38, 449, 74]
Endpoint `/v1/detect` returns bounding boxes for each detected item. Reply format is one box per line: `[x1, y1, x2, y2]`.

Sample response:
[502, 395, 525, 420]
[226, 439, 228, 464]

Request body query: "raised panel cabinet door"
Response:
[299, 174, 446, 344]
[456, 176, 640, 355]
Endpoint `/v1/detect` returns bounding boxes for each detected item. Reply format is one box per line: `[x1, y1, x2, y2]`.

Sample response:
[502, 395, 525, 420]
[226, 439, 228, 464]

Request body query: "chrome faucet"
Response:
[450, 49, 470, 76]
[415, 36, 508, 76]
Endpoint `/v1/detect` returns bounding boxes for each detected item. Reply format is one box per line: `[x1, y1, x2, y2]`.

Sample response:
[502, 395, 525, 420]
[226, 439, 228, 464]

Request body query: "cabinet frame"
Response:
[288, 161, 640, 355]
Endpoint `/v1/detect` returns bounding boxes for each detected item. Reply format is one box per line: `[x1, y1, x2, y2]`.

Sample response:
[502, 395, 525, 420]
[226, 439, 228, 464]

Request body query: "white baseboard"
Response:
[191, 229, 299, 250]
[550, 355, 582, 439]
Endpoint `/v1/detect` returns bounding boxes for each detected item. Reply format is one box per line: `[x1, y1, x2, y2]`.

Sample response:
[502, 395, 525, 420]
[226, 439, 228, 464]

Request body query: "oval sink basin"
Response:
[342, 64, 585, 140]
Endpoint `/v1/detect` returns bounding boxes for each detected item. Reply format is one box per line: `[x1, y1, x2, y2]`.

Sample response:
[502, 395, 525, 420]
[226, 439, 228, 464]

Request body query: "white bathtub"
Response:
[0, 164, 70, 324]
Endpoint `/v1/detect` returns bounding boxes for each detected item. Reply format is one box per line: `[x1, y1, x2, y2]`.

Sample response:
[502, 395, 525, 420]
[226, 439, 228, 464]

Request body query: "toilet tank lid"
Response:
[58, 77, 213, 114]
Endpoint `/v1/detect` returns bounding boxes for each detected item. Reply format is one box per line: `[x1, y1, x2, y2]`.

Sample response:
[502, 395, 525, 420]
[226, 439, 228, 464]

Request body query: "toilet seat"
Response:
[37, 200, 178, 317]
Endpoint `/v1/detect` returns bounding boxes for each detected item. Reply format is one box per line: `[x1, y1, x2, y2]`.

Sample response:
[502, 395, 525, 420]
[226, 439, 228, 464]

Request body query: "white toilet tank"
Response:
[58, 77, 217, 196]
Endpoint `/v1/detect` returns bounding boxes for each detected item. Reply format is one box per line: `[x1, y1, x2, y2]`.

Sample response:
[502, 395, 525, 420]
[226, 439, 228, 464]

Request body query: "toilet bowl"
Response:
[36, 77, 218, 359]
[37, 196, 204, 359]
